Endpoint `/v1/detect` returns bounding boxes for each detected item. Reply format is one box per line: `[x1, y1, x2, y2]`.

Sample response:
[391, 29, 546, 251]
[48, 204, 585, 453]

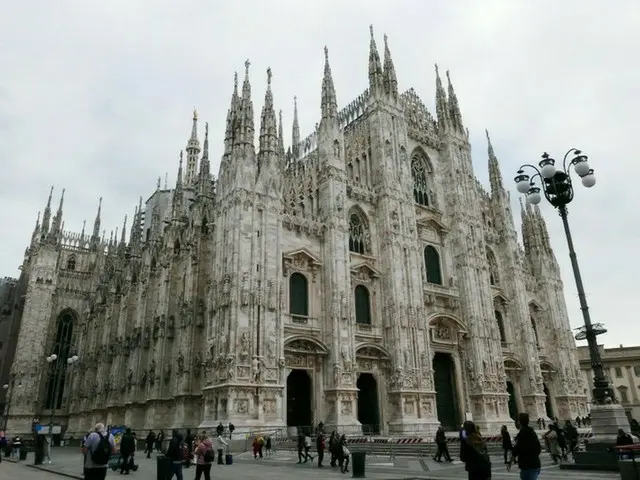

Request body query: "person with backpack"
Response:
[194, 432, 214, 480]
[83, 423, 116, 480]
[119, 428, 136, 475]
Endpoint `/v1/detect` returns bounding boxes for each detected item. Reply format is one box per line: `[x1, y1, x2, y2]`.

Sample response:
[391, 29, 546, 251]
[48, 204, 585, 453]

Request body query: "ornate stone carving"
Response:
[177, 352, 185, 376]
[149, 359, 156, 385]
[282, 249, 323, 280]
[432, 319, 453, 341]
[350, 263, 380, 285]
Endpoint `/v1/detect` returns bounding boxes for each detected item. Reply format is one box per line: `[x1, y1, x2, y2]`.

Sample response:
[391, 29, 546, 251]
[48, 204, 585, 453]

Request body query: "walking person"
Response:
[338, 434, 350, 474]
[265, 436, 272, 457]
[145, 430, 155, 458]
[544, 425, 561, 464]
[214, 431, 228, 465]
[83, 423, 116, 480]
[316, 432, 325, 467]
[119, 428, 136, 475]
[460, 421, 491, 480]
[194, 432, 214, 480]
[303, 432, 313, 462]
[512, 412, 542, 480]
[501, 425, 513, 468]
[165, 430, 185, 480]
[434, 425, 452, 462]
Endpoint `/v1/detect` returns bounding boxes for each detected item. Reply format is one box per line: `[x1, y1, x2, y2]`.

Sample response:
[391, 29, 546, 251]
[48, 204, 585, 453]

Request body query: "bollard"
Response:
[351, 451, 366, 478]
[156, 454, 173, 480]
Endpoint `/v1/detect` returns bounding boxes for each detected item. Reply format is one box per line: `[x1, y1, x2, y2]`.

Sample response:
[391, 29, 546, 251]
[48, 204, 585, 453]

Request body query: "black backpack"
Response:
[91, 433, 112, 465]
[203, 448, 214, 463]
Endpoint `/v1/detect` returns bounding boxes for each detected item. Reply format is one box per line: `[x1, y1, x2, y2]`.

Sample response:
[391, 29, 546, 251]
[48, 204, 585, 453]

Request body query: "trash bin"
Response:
[156, 454, 172, 480]
[351, 451, 366, 478]
[19, 449, 28, 461]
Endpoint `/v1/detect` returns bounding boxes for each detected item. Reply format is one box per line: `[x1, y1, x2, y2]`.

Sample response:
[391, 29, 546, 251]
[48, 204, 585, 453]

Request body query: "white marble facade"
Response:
[5, 29, 588, 437]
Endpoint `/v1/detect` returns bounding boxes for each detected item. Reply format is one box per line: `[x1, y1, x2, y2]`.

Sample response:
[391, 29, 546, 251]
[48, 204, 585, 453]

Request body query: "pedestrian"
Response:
[338, 434, 350, 474]
[166, 430, 185, 480]
[303, 432, 313, 462]
[460, 421, 491, 480]
[214, 431, 228, 465]
[512, 412, 542, 479]
[145, 430, 155, 458]
[316, 432, 325, 467]
[265, 436, 272, 457]
[194, 432, 214, 480]
[83, 423, 116, 480]
[119, 428, 136, 475]
[434, 425, 452, 462]
[501, 425, 513, 468]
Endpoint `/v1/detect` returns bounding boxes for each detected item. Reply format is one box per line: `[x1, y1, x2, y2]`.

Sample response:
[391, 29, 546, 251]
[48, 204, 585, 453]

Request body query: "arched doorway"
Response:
[506, 381, 518, 420]
[357, 373, 380, 435]
[433, 352, 459, 430]
[286, 369, 312, 430]
[543, 383, 554, 419]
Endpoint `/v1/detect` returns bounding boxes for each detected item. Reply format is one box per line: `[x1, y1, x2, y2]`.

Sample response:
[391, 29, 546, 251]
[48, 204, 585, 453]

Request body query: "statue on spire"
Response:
[267, 67, 272, 85]
[245, 59, 251, 75]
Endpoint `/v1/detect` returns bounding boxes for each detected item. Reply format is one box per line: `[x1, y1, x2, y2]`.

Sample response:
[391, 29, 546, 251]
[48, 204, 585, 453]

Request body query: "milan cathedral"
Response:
[4, 27, 588, 437]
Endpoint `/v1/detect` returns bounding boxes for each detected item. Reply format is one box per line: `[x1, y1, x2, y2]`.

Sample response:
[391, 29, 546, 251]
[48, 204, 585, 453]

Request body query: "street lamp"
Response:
[45, 352, 79, 458]
[514, 149, 614, 406]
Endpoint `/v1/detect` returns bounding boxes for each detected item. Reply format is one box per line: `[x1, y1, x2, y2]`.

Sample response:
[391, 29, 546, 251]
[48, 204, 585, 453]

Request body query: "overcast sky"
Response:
[1, 1, 638, 348]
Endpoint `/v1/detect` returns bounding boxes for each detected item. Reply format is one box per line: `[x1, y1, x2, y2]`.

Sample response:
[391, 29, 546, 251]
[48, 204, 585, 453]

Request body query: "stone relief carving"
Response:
[177, 352, 185, 376]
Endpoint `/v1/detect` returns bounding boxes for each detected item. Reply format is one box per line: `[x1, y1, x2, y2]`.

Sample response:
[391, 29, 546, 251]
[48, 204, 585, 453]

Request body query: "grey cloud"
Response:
[0, 0, 638, 347]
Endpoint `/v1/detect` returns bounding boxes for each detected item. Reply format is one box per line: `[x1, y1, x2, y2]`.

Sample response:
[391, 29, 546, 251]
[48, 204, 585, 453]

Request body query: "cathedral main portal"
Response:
[356, 373, 380, 435]
[433, 352, 460, 431]
[286, 369, 313, 429]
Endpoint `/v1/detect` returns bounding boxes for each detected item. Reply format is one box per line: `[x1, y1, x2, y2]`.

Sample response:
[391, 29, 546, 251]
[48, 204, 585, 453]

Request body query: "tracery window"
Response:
[289, 272, 309, 317]
[424, 245, 442, 285]
[45, 312, 74, 410]
[495, 310, 507, 343]
[66, 255, 76, 271]
[349, 209, 370, 255]
[411, 153, 431, 206]
[354, 285, 372, 325]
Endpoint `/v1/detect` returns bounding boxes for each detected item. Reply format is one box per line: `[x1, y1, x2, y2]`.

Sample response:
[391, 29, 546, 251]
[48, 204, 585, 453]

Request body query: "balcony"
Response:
[355, 322, 382, 339]
[284, 314, 320, 332]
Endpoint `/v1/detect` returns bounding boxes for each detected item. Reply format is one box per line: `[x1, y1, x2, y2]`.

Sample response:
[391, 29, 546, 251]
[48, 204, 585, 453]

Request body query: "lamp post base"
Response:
[562, 402, 630, 471]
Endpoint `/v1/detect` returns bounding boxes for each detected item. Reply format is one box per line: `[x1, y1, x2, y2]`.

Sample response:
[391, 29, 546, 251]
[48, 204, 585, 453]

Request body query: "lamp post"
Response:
[514, 150, 616, 405]
[45, 352, 79, 458]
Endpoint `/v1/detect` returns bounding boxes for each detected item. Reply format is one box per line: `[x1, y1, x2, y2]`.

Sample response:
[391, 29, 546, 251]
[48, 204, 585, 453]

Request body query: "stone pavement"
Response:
[2, 447, 621, 480]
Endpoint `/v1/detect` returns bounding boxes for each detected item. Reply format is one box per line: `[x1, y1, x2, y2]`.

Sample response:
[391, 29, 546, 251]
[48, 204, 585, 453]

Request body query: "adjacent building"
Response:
[4, 27, 587, 437]
[0, 276, 25, 421]
[578, 345, 640, 420]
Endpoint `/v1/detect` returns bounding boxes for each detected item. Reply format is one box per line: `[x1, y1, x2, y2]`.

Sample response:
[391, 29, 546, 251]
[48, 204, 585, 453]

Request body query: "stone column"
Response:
[626, 366, 639, 403]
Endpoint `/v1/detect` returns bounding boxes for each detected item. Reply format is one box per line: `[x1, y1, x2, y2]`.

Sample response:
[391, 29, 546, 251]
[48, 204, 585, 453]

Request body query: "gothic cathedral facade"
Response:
[5, 29, 588, 436]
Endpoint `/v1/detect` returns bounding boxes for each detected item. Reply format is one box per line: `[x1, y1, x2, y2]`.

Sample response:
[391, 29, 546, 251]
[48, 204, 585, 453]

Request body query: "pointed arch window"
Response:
[289, 272, 309, 317]
[495, 310, 507, 343]
[349, 209, 370, 255]
[66, 255, 76, 271]
[411, 153, 431, 206]
[487, 249, 499, 286]
[354, 285, 372, 325]
[424, 245, 442, 285]
[45, 312, 74, 410]
[201, 216, 209, 235]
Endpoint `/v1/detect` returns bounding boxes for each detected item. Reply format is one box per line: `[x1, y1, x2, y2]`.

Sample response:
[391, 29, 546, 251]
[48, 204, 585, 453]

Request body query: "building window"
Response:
[634, 366, 640, 377]
[354, 285, 372, 325]
[66, 255, 76, 271]
[45, 312, 74, 410]
[411, 153, 431, 206]
[619, 387, 629, 404]
[495, 310, 506, 343]
[424, 245, 442, 285]
[289, 272, 309, 317]
[348, 209, 370, 255]
[615, 367, 623, 378]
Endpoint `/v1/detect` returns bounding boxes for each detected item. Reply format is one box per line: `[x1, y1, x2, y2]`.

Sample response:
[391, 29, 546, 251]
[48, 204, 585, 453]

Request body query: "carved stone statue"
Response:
[149, 359, 156, 385]
[177, 352, 185, 376]
[252, 357, 262, 383]
[239, 333, 250, 359]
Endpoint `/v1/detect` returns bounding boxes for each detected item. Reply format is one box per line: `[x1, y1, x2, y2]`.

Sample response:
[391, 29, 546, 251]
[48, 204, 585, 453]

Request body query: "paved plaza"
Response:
[2, 447, 621, 479]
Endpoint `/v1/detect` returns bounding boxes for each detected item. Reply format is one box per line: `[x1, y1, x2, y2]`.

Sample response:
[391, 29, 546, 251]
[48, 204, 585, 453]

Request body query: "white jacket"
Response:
[214, 435, 228, 450]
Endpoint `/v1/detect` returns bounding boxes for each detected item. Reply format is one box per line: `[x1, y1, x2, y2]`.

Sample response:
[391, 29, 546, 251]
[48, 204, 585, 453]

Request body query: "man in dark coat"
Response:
[119, 428, 136, 474]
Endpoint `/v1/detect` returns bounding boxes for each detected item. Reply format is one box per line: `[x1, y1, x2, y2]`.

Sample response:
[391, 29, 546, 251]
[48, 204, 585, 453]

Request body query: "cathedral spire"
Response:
[172, 151, 184, 218]
[41, 186, 54, 238]
[292, 96, 300, 158]
[446, 70, 464, 131]
[92, 197, 102, 240]
[234, 60, 255, 148]
[321, 46, 338, 122]
[368, 25, 383, 96]
[185, 109, 201, 188]
[50, 188, 65, 240]
[224, 72, 239, 156]
[31, 211, 41, 244]
[278, 109, 285, 156]
[486, 129, 504, 194]
[382, 33, 398, 98]
[120, 214, 127, 245]
[80, 220, 86, 239]
[198, 122, 211, 196]
[259, 67, 279, 158]
[434, 65, 448, 130]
